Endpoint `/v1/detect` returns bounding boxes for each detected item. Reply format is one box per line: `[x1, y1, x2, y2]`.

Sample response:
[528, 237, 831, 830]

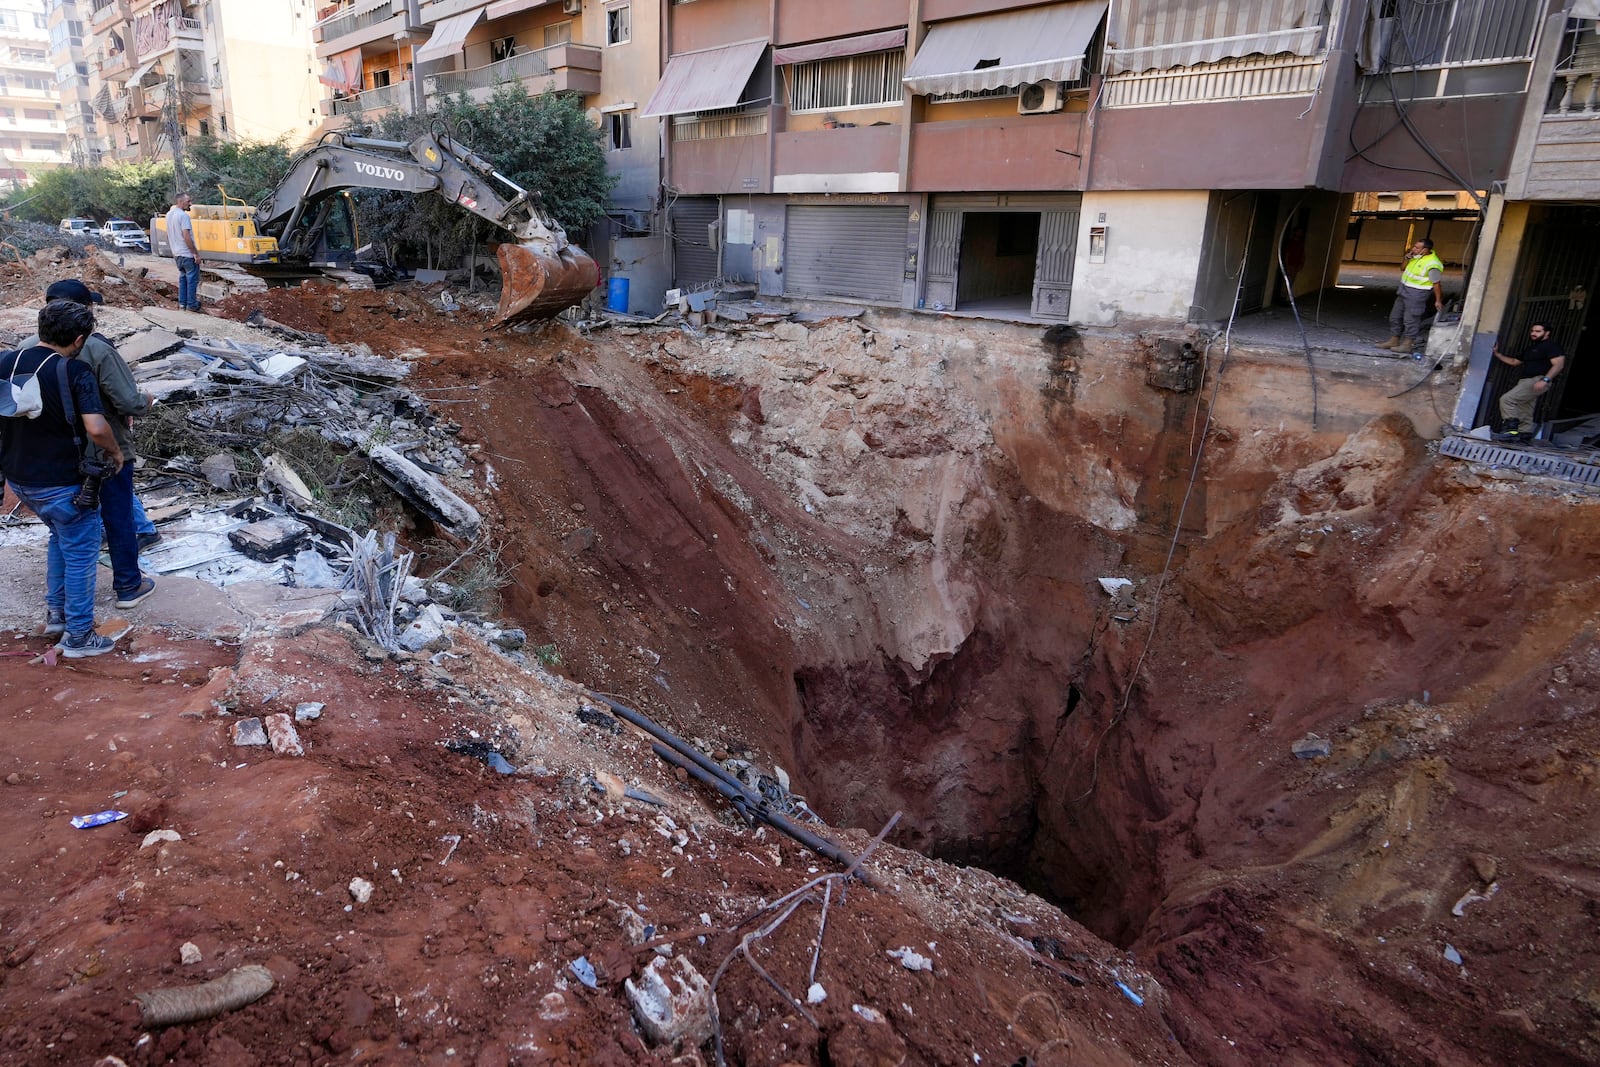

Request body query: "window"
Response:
[33, 12, 47, 28]
[606, 4, 629, 46]
[0, 13, 18, 30]
[220, 113, 226, 133]
[607, 109, 631, 150]
[491, 35, 515, 63]
[18, 49, 46, 63]
[24, 107, 53, 120]
[0, 107, 12, 119]
[30, 140, 57, 150]
[787, 50, 905, 112]
[544, 21, 572, 47]
[371, 68, 391, 88]
[198, 118, 209, 136]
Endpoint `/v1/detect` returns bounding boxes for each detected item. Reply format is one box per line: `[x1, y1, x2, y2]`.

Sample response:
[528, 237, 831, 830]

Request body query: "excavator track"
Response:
[495, 242, 602, 325]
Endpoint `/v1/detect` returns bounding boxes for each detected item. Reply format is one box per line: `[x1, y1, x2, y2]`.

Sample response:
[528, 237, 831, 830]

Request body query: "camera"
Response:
[73, 456, 116, 512]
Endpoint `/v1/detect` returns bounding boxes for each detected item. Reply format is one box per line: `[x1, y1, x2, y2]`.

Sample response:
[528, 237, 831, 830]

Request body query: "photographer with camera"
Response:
[0, 300, 126, 657]
[17, 279, 158, 608]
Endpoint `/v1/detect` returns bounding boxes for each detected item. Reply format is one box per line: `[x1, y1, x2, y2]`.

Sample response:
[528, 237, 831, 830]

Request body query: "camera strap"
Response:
[51, 351, 89, 462]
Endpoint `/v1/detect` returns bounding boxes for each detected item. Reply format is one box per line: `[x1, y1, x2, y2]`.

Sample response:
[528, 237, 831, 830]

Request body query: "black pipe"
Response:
[650, 744, 866, 877]
[594, 695, 868, 877]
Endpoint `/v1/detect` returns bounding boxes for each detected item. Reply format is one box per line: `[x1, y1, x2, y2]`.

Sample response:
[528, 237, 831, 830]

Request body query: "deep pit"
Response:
[0, 266, 1595, 1067]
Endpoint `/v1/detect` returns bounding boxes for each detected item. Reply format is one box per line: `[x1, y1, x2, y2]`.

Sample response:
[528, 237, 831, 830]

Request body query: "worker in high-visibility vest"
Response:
[1377, 238, 1445, 357]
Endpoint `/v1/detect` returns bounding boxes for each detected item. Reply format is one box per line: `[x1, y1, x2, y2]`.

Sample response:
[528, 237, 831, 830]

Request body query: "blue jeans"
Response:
[10, 481, 102, 637]
[176, 256, 200, 309]
[99, 461, 143, 595]
[130, 492, 155, 536]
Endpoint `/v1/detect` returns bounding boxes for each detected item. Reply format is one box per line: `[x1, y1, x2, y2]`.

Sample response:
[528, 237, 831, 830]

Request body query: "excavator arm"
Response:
[255, 131, 599, 323]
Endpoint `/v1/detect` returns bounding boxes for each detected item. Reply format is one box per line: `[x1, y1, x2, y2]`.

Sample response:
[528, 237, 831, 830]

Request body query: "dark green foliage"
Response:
[351, 82, 614, 268]
[184, 137, 295, 206]
[3, 137, 292, 228]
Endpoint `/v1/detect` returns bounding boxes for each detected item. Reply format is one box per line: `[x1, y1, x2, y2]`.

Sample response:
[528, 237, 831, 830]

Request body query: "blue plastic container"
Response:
[606, 276, 630, 313]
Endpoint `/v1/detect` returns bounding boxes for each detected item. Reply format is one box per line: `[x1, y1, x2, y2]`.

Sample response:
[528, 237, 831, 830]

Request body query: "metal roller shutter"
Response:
[671, 197, 721, 288]
[784, 204, 907, 303]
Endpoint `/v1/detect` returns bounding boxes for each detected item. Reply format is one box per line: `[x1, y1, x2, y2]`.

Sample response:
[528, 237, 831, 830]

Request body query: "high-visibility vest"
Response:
[1401, 252, 1443, 290]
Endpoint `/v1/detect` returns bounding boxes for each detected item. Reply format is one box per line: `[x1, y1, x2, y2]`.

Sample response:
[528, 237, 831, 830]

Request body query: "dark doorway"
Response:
[956, 212, 1039, 309]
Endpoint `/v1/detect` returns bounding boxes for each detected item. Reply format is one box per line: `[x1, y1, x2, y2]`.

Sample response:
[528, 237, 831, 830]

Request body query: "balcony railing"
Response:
[315, 2, 395, 45]
[89, 0, 128, 29]
[1551, 68, 1599, 115]
[425, 43, 602, 100]
[670, 107, 768, 142]
[330, 79, 408, 115]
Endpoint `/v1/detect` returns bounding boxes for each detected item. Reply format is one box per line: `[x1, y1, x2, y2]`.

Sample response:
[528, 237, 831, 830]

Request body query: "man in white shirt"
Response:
[163, 193, 204, 312]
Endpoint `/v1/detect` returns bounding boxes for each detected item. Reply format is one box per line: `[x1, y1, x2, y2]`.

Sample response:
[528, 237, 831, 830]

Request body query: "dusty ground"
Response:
[0, 250, 1596, 1066]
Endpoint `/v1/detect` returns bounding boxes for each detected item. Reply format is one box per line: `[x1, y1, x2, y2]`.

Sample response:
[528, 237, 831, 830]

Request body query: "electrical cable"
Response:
[1071, 202, 1256, 805]
[1276, 196, 1320, 428]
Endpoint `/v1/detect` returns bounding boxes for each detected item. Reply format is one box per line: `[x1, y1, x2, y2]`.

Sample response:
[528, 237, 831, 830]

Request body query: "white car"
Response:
[59, 217, 96, 235]
[99, 219, 151, 251]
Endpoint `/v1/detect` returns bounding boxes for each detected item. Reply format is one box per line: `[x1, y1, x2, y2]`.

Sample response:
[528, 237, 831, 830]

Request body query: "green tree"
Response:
[184, 136, 294, 206]
[352, 81, 614, 268]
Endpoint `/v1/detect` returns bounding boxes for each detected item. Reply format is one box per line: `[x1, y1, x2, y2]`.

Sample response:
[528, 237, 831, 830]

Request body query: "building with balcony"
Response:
[79, 0, 321, 169]
[641, 0, 1552, 329]
[0, 0, 69, 181]
[314, 0, 428, 125]
[46, 0, 96, 165]
[1446, 2, 1600, 440]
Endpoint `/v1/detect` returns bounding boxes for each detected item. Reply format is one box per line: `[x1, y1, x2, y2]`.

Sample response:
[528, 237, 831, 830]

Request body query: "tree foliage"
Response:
[2, 137, 292, 228]
[352, 82, 615, 268]
[183, 137, 294, 207]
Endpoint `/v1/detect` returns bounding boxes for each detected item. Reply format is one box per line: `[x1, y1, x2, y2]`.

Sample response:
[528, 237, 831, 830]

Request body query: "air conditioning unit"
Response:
[1018, 81, 1064, 115]
[562, 0, 581, 13]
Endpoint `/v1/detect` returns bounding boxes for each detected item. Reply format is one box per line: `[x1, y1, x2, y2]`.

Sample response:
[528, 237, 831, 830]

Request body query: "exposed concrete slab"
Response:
[117, 328, 187, 363]
[136, 306, 275, 345]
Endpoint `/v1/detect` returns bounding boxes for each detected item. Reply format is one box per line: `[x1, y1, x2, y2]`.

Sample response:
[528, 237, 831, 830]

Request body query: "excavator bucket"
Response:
[495, 240, 602, 325]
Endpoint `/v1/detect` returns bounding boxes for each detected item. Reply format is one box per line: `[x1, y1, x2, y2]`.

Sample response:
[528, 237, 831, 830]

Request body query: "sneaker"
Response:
[114, 576, 157, 609]
[58, 630, 117, 658]
[43, 608, 65, 637]
[136, 530, 163, 551]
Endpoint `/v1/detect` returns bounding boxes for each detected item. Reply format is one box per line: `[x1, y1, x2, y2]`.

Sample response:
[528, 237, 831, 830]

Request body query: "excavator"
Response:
[151, 130, 600, 324]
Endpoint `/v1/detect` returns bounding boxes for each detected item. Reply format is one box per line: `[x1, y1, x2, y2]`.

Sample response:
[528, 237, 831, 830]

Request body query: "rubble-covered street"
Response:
[0, 247, 1597, 1067]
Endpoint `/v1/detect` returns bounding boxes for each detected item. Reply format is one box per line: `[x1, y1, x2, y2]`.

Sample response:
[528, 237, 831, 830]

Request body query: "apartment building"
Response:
[0, 0, 69, 182]
[84, 0, 321, 165]
[46, 0, 94, 166]
[645, 0, 1553, 327]
[1449, 2, 1600, 436]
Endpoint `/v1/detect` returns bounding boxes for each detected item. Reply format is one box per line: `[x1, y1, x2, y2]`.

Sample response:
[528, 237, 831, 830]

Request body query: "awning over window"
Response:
[128, 58, 161, 85]
[1105, 0, 1326, 75]
[774, 29, 906, 67]
[486, 0, 558, 18]
[903, 1, 1106, 95]
[642, 39, 768, 117]
[413, 7, 483, 64]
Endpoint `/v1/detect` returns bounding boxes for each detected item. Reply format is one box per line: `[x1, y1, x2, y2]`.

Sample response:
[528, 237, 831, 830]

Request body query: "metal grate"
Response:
[1439, 435, 1600, 488]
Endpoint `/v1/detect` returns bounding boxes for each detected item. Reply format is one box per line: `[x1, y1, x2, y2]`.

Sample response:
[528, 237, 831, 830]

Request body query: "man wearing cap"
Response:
[165, 192, 203, 312]
[17, 278, 157, 610]
[0, 300, 125, 656]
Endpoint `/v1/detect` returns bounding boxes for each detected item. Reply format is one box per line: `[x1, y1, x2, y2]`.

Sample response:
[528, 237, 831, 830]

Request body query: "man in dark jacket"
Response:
[0, 300, 125, 656]
[17, 278, 158, 609]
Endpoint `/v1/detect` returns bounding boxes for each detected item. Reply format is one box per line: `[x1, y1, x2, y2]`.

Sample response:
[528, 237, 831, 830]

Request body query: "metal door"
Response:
[784, 204, 908, 303]
[923, 208, 962, 310]
[1032, 208, 1078, 320]
[671, 197, 721, 288]
[1476, 205, 1600, 428]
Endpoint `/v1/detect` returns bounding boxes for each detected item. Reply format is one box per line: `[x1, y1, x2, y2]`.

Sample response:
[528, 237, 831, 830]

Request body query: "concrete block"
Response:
[625, 955, 712, 1047]
[232, 718, 268, 746]
[264, 713, 304, 757]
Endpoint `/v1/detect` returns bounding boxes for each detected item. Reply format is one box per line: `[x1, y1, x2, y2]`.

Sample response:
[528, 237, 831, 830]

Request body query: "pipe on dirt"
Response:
[594, 695, 868, 876]
[135, 964, 275, 1027]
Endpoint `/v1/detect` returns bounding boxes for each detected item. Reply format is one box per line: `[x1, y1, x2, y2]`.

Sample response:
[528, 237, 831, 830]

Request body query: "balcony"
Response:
[774, 123, 900, 194]
[909, 112, 1089, 192]
[424, 43, 601, 103]
[89, 0, 129, 30]
[668, 108, 771, 195]
[97, 48, 133, 78]
[330, 79, 410, 117]
[315, 1, 416, 58]
[172, 15, 200, 42]
[0, 84, 59, 101]
[0, 116, 67, 134]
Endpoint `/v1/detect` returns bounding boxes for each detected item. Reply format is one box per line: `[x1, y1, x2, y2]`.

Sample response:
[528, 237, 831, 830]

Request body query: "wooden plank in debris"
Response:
[367, 444, 480, 536]
[228, 516, 311, 561]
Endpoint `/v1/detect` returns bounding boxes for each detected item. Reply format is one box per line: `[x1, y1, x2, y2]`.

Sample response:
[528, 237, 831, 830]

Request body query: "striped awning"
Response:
[413, 7, 483, 64]
[486, 0, 559, 18]
[903, 2, 1106, 95]
[774, 29, 906, 67]
[643, 39, 768, 117]
[1105, 0, 1328, 75]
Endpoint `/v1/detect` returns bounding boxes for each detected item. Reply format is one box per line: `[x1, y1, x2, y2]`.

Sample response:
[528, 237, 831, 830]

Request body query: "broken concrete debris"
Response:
[625, 954, 713, 1047]
[348, 877, 374, 904]
[231, 718, 269, 747]
[1292, 734, 1332, 759]
[294, 702, 325, 722]
[229, 516, 312, 562]
[264, 713, 304, 757]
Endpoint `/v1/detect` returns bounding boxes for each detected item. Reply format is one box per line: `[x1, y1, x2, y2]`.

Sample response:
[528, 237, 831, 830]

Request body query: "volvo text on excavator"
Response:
[152, 131, 600, 325]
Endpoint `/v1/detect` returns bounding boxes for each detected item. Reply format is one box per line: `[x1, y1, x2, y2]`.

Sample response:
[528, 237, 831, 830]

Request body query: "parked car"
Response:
[59, 217, 96, 235]
[99, 218, 151, 252]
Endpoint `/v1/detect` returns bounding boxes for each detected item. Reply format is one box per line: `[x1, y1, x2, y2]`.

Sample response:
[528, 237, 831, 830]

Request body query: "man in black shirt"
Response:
[0, 300, 126, 657]
[1493, 322, 1566, 440]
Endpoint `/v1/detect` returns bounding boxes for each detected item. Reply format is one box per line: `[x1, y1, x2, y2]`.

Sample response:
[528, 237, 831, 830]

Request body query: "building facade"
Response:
[83, 0, 322, 166]
[643, 0, 1554, 327]
[2, 0, 69, 182]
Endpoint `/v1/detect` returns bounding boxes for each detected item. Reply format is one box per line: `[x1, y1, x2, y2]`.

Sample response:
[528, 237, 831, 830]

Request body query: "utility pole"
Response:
[164, 73, 187, 192]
